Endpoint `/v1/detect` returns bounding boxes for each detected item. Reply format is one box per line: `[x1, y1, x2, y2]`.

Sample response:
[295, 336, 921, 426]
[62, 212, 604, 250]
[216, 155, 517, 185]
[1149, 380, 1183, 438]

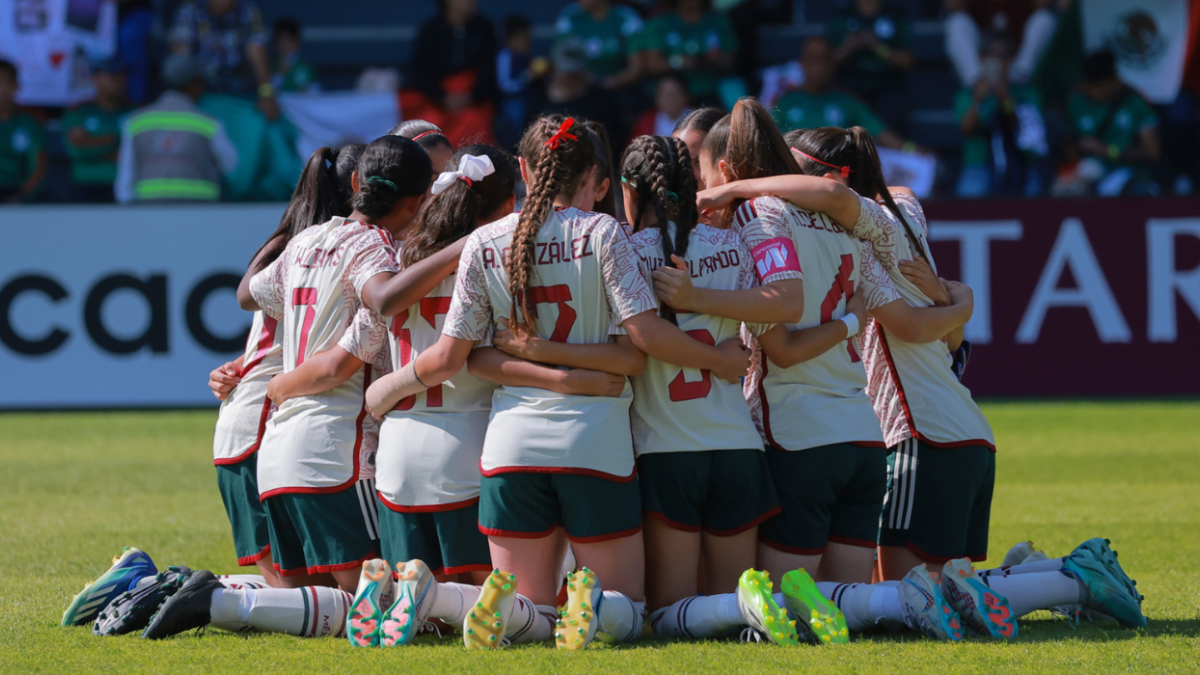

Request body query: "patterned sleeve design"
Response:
[852, 195, 903, 271]
[249, 256, 286, 320]
[596, 217, 659, 326]
[338, 307, 392, 371]
[443, 232, 495, 341]
[733, 233, 775, 337]
[347, 229, 400, 298]
[733, 197, 804, 285]
[858, 241, 902, 311]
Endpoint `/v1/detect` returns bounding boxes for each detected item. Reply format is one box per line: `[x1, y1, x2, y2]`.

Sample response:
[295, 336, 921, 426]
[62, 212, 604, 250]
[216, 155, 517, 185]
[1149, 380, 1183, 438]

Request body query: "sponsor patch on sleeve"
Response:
[751, 237, 801, 281]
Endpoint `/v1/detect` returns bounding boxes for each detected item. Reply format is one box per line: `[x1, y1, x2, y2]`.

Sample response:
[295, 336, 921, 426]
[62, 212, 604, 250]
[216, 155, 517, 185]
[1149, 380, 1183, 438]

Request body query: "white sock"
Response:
[209, 587, 249, 632]
[211, 586, 353, 637]
[501, 594, 555, 644]
[650, 593, 742, 638]
[425, 582, 478, 625]
[218, 574, 269, 588]
[977, 558, 1067, 579]
[596, 590, 644, 643]
[817, 582, 904, 631]
[979, 571, 1085, 618]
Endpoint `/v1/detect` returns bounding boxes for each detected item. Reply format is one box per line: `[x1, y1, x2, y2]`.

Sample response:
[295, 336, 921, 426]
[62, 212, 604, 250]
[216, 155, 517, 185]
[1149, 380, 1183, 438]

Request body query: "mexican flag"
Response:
[1081, 0, 1191, 103]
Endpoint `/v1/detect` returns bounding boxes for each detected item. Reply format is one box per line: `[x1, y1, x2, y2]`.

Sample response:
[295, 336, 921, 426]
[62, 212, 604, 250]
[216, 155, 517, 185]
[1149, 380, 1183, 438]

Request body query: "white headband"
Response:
[430, 154, 495, 195]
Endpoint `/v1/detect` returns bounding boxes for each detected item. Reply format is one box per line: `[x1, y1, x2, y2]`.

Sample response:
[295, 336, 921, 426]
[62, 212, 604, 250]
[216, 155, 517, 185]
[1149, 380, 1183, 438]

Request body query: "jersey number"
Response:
[668, 329, 716, 402]
[819, 254, 860, 363]
[389, 297, 452, 410]
[292, 288, 318, 367]
[526, 285, 577, 342]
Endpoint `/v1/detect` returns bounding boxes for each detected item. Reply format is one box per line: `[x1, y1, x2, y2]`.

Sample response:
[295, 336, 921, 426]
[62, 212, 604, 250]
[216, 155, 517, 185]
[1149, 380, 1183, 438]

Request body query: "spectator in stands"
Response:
[532, 39, 621, 141]
[826, 0, 913, 134]
[955, 33, 1048, 197]
[630, 71, 692, 141]
[554, 0, 647, 91]
[772, 36, 909, 151]
[0, 60, 47, 204]
[63, 60, 130, 203]
[944, 0, 1057, 86]
[641, 0, 738, 107]
[271, 18, 316, 94]
[115, 54, 238, 203]
[117, 0, 154, 104]
[1058, 50, 1160, 197]
[407, 0, 498, 146]
[169, 0, 280, 121]
[497, 14, 547, 149]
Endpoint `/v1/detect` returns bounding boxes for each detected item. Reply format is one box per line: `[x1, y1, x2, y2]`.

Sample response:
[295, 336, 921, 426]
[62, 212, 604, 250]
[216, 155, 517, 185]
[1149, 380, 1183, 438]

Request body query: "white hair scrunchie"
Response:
[430, 154, 495, 195]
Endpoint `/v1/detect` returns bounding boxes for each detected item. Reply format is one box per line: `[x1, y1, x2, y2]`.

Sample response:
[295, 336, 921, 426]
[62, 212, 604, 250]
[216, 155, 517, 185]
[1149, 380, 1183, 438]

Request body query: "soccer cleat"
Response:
[780, 568, 848, 645]
[380, 559, 433, 647]
[62, 547, 158, 626]
[555, 567, 603, 650]
[940, 559, 1018, 638]
[1062, 542, 1147, 629]
[735, 569, 799, 646]
[900, 565, 963, 641]
[347, 559, 393, 647]
[142, 570, 223, 639]
[93, 566, 193, 636]
[463, 569, 518, 650]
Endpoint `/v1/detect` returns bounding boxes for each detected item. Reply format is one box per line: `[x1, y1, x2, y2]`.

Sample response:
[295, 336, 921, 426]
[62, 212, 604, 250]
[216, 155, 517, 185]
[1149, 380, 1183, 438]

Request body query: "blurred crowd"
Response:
[1, 0, 1196, 205]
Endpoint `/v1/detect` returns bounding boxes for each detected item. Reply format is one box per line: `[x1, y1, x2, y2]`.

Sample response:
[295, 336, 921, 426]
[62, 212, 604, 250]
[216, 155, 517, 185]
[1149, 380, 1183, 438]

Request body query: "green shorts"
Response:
[263, 479, 381, 577]
[759, 443, 888, 555]
[479, 472, 643, 543]
[376, 497, 492, 576]
[879, 439, 995, 562]
[639, 449, 780, 535]
[215, 453, 271, 566]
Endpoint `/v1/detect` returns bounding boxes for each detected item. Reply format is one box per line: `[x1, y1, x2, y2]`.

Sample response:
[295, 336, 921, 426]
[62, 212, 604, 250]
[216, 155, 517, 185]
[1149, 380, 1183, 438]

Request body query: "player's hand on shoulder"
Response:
[493, 317, 545, 360]
[562, 368, 626, 397]
[847, 288, 867, 328]
[652, 255, 696, 311]
[713, 336, 751, 383]
[208, 361, 242, 401]
[899, 257, 950, 305]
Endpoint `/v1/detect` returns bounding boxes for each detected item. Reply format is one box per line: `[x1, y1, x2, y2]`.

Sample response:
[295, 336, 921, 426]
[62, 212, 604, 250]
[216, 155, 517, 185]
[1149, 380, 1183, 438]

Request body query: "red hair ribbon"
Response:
[411, 130, 443, 141]
[791, 147, 853, 180]
[459, 176, 473, 186]
[544, 118, 578, 149]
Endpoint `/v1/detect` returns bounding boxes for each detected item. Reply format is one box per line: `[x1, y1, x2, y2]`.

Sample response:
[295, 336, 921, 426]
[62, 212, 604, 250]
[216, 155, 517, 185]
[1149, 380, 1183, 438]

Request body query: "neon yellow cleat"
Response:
[555, 567, 601, 650]
[736, 569, 800, 646]
[781, 568, 849, 645]
[463, 569, 519, 650]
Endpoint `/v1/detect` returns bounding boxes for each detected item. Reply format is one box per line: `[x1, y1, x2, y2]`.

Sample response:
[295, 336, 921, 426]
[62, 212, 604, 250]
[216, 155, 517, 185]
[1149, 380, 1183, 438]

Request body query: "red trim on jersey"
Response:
[478, 462, 638, 483]
[704, 505, 782, 537]
[441, 563, 493, 576]
[478, 523, 559, 539]
[240, 316, 278, 377]
[257, 365, 371, 501]
[899, 539, 987, 565]
[758, 536, 825, 556]
[237, 544, 271, 567]
[213, 393, 273, 466]
[377, 494, 480, 513]
[755, 358, 787, 451]
[565, 524, 642, 544]
[643, 510, 701, 533]
[827, 534, 877, 549]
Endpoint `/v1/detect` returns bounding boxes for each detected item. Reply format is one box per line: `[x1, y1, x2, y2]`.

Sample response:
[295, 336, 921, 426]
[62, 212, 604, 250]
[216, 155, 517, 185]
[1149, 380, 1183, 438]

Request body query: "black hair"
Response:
[351, 135, 434, 220]
[249, 144, 362, 273]
[390, 119, 453, 160]
[788, 126, 925, 259]
[273, 17, 301, 40]
[581, 119, 616, 217]
[1082, 49, 1118, 83]
[0, 59, 16, 81]
[401, 144, 517, 267]
[673, 106, 724, 135]
[504, 13, 531, 39]
[621, 135, 699, 325]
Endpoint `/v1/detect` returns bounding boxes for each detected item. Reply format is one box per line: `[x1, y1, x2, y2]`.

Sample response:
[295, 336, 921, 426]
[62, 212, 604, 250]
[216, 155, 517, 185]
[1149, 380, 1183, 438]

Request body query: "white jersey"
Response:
[213, 311, 283, 465]
[628, 223, 766, 455]
[341, 262, 497, 509]
[736, 197, 886, 451]
[443, 207, 659, 479]
[853, 194, 995, 449]
[249, 217, 400, 498]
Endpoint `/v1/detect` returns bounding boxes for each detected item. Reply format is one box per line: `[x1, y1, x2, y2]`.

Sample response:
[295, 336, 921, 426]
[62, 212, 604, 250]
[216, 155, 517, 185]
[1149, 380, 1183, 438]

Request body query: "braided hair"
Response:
[621, 135, 699, 325]
[400, 144, 518, 267]
[509, 115, 595, 325]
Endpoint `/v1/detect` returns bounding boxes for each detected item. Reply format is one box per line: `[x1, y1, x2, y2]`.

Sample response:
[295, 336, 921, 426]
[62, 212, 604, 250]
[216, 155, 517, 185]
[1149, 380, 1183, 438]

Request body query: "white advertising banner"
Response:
[0, 203, 285, 408]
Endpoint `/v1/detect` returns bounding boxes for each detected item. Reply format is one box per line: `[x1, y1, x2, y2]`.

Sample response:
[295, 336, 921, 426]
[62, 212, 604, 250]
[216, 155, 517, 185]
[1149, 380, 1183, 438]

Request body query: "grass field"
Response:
[2, 402, 1199, 674]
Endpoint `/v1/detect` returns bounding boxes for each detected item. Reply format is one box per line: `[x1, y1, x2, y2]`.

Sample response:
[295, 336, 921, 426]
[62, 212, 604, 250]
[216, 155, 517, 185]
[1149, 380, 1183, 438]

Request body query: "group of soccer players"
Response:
[61, 99, 1148, 649]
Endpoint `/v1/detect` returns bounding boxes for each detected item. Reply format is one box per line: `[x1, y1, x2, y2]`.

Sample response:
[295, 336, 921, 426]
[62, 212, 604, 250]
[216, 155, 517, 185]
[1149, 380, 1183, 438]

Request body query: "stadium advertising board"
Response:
[0, 199, 1197, 408]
